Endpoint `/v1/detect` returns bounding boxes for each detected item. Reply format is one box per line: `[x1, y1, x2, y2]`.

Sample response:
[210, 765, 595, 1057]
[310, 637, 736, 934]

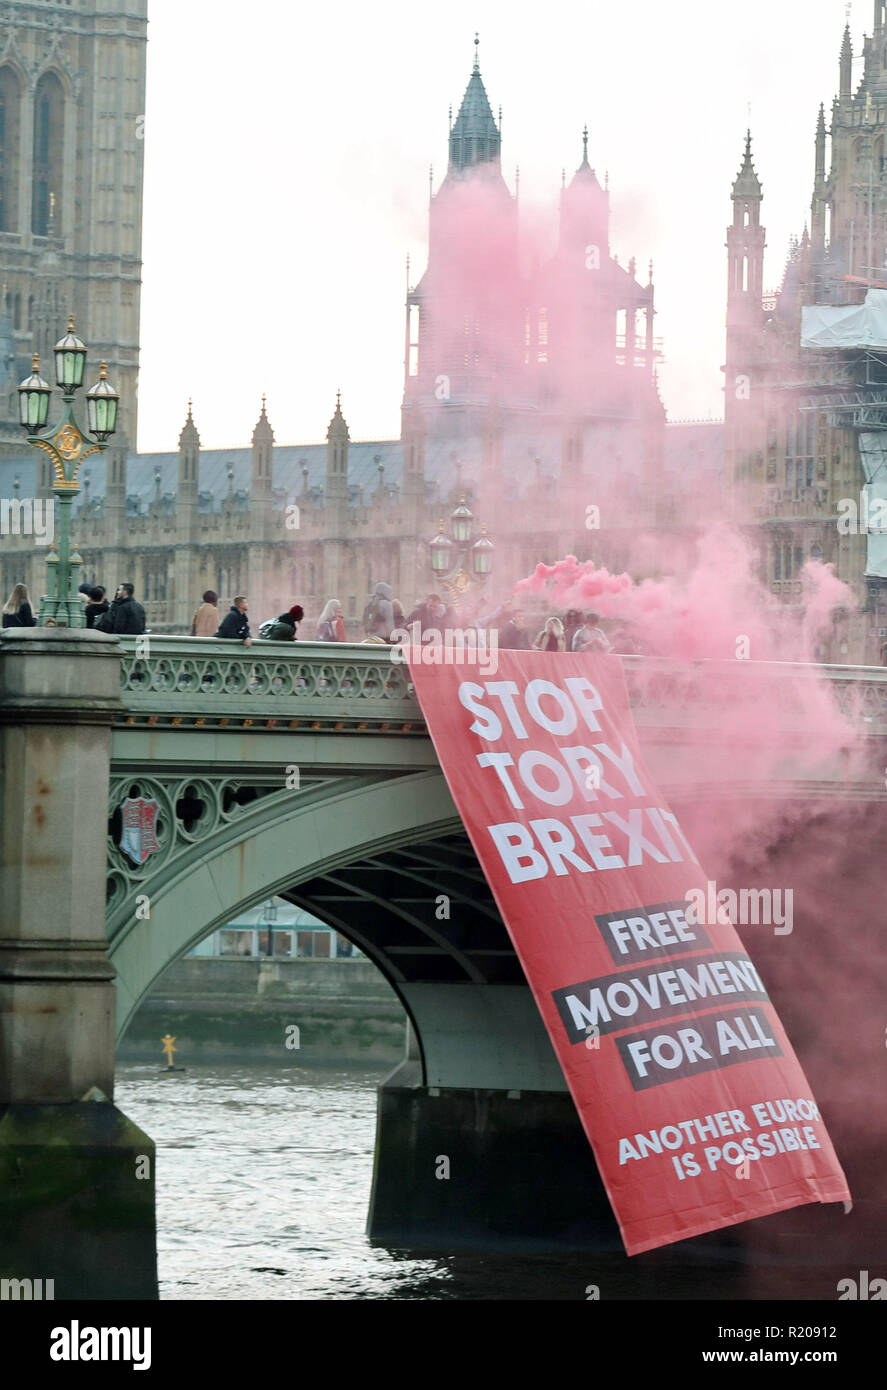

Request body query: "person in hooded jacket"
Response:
[363, 582, 394, 640]
[263, 604, 304, 641]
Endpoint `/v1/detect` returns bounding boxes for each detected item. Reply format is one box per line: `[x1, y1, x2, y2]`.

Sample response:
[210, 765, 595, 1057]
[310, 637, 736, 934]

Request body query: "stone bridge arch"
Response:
[108, 766, 565, 1096]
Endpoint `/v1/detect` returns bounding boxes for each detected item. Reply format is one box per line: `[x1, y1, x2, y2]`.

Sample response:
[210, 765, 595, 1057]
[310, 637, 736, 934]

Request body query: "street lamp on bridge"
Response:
[18, 317, 119, 626]
[427, 495, 495, 603]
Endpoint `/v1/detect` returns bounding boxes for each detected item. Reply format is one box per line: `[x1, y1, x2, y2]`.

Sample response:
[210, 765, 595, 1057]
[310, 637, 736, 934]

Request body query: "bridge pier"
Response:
[367, 1064, 619, 1250]
[367, 988, 620, 1250]
[0, 630, 156, 1300]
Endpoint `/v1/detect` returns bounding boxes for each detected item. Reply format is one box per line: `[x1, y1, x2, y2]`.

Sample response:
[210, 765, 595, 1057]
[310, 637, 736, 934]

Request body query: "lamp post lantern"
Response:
[424, 494, 494, 602]
[18, 317, 119, 626]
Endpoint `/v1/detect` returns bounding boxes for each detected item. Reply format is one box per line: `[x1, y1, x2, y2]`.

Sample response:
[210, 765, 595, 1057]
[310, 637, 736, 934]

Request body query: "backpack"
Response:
[257, 619, 276, 639]
[94, 610, 114, 633]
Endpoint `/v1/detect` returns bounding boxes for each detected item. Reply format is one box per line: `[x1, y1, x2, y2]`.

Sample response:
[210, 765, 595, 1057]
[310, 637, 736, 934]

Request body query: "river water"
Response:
[115, 1061, 828, 1301]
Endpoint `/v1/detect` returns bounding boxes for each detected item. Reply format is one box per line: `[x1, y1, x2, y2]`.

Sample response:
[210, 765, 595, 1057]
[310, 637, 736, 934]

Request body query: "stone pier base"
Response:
[0, 1102, 157, 1301]
[366, 1066, 620, 1251]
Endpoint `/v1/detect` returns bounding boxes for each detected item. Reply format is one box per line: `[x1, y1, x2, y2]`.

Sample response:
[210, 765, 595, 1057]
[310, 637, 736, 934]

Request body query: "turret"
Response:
[559, 126, 610, 261]
[325, 391, 349, 503]
[727, 131, 765, 308]
[176, 399, 199, 540]
[447, 34, 502, 174]
[251, 395, 273, 501]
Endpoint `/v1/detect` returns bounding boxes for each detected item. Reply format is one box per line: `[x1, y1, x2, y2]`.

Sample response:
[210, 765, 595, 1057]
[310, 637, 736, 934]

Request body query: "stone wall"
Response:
[117, 956, 407, 1066]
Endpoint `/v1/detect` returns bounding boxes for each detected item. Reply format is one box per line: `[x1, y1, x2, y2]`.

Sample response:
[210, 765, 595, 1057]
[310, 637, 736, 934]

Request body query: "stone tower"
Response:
[0, 0, 148, 457]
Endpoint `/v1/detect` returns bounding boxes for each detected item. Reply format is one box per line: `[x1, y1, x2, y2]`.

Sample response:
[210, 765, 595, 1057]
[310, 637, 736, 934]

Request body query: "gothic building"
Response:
[0, 41, 717, 633]
[726, 4, 887, 663]
[0, 0, 146, 474]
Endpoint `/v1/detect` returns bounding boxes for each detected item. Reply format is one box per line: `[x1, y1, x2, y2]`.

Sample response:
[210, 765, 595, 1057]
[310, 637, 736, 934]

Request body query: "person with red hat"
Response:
[260, 604, 304, 641]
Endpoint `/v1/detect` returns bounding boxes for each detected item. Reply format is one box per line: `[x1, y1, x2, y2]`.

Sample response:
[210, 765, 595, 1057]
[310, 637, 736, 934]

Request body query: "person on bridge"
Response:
[563, 608, 583, 651]
[2, 582, 36, 628]
[191, 590, 219, 637]
[84, 586, 109, 629]
[216, 596, 252, 647]
[316, 598, 346, 642]
[571, 611, 613, 654]
[498, 605, 529, 650]
[94, 583, 146, 635]
[532, 616, 566, 652]
[262, 605, 304, 641]
[363, 582, 395, 641]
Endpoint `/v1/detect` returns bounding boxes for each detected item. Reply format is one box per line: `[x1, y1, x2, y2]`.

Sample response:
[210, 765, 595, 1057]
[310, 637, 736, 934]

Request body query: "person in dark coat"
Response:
[263, 604, 304, 641]
[563, 609, 583, 652]
[95, 583, 146, 635]
[2, 583, 36, 628]
[84, 585, 109, 629]
[498, 605, 529, 650]
[216, 595, 252, 646]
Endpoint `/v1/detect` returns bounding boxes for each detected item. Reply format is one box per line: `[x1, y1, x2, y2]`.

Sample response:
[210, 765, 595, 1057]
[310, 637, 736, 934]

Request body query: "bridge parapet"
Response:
[118, 637, 419, 732]
[115, 637, 887, 737]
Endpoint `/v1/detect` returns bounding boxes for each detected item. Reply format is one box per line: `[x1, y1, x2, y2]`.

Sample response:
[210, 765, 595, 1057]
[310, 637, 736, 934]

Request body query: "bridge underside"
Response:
[282, 829, 624, 1250]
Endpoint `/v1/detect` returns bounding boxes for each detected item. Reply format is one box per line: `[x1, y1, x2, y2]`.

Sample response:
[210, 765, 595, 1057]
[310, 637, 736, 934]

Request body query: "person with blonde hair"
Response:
[532, 615, 566, 652]
[316, 598, 346, 642]
[2, 583, 36, 629]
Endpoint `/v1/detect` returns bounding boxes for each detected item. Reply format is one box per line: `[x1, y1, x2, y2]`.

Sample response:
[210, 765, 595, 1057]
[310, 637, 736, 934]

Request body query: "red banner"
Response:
[409, 649, 851, 1255]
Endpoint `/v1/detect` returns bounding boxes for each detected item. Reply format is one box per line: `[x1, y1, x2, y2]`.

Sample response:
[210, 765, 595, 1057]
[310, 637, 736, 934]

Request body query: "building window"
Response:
[0, 66, 21, 233]
[32, 72, 64, 235]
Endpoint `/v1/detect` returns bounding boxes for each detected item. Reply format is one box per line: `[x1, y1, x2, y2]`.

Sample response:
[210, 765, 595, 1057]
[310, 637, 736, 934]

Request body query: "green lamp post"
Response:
[18, 317, 119, 626]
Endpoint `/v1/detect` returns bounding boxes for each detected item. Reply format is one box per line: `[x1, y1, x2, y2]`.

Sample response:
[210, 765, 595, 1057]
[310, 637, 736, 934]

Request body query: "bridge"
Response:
[1, 629, 885, 1297]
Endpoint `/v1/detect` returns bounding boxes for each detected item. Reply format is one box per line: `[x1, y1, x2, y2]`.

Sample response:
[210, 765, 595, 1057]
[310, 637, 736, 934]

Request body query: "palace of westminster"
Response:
[3, 1, 887, 660]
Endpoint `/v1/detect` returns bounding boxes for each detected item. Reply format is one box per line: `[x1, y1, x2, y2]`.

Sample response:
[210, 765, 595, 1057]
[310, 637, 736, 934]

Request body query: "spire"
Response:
[566, 125, 602, 193]
[732, 130, 762, 200]
[179, 398, 199, 448]
[448, 37, 501, 172]
[840, 22, 852, 100]
[326, 390, 349, 501]
[327, 389, 349, 441]
[815, 102, 827, 181]
[252, 393, 273, 445]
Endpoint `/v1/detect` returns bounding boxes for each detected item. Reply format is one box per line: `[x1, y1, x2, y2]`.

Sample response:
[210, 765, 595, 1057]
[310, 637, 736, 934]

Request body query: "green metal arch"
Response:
[111, 769, 461, 1037]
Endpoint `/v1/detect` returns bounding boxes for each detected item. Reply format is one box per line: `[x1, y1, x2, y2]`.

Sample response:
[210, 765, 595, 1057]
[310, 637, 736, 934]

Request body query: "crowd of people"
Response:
[2, 577, 638, 654]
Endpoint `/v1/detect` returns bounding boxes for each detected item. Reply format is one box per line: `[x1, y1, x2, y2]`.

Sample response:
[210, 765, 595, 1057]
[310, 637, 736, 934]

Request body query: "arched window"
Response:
[0, 66, 21, 233]
[32, 72, 64, 236]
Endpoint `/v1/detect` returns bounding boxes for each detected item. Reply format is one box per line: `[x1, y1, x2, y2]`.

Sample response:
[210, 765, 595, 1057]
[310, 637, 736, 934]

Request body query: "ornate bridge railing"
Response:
[114, 637, 887, 737]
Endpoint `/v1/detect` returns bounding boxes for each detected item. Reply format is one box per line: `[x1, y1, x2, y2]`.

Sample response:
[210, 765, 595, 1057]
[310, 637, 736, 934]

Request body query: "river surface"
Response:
[115, 1061, 826, 1301]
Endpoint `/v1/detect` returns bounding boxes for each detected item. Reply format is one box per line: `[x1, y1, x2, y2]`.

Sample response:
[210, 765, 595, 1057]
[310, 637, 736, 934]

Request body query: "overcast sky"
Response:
[137, 0, 856, 453]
